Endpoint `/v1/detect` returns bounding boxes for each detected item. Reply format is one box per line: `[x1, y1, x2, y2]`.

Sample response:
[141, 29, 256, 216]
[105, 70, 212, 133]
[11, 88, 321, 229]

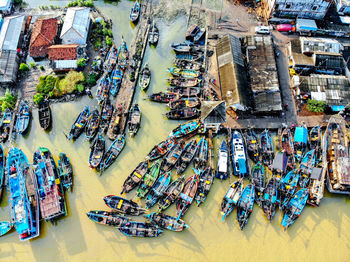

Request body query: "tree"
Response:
[0, 89, 17, 112]
[306, 99, 326, 113]
[88, 73, 97, 86]
[33, 93, 45, 105]
[29, 62, 36, 69]
[19, 63, 29, 73]
[105, 36, 112, 47]
[76, 84, 85, 93]
[77, 58, 87, 68]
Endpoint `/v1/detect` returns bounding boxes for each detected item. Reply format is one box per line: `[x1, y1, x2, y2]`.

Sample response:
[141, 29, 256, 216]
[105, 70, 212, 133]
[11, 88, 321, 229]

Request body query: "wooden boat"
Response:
[145, 212, 188, 232]
[145, 171, 171, 209]
[281, 188, 309, 229]
[121, 161, 149, 194]
[307, 167, 325, 206]
[279, 170, 299, 210]
[271, 151, 289, 180]
[231, 130, 249, 177]
[148, 21, 159, 45]
[100, 135, 125, 173]
[250, 162, 265, 206]
[110, 66, 123, 97]
[168, 119, 200, 138]
[33, 147, 66, 221]
[194, 137, 208, 169]
[186, 24, 200, 40]
[262, 177, 279, 222]
[129, 0, 140, 23]
[104, 195, 147, 216]
[89, 135, 105, 169]
[237, 184, 255, 230]
[96, 76, 110, 105]
[0, 145, 4, 203]
[171, 42, 193, 53]
[85, 109, 100, 141]
[309, 125, 321, 150]
[7, 148, 40, 240]
[157, 175, 186, 212]
[166, 108, 200, 120]
[58, 153, 73, 191]
[298, 149, 315, 188]
[168, 77, 201, 87]
[136, 160, 161, 199]
[0, 108, 12, 143]
[160, 141, 185, 173]
[175, 53, 203, 63]
[149, 92, 179, 103]
[38, 100, 51, 130]
[220, 178, 243, 221]
[194, 28, 206, 43]
[87, 210, 129, 227]
[168, 97, 200, 110]
[119, 222, 163, 238]
[195, 167, 214, 206]
[216, 140, 229, 181]
[100, 100, 114, 134]
[127, 104, 141, 137]
[280, 128, 294, 156]
[324, 115, 350, 194]
[139, 64, 151, 91]
[175, 139, 198, 175]
[245, 129, 260, 163]
[15, 100, 30, 135]
[68, 106, 90, 141]
[167, 86, 201, 97]
[294, 125, 308, 162]
[0, 221, 12, 237]
[260, 129, 274, 167]
[104, 43, 118, 69]
[176, 174, 199, 218]
[168, 67, 201, 79]
[174, 59, 201, 71]
[145, 137, 176, 161]
[107, 107, 123, 141]
[118, 38, 129, 70]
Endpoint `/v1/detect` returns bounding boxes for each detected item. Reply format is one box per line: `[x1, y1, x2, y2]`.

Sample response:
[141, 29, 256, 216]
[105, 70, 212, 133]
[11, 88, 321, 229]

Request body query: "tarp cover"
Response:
[294, 127, 308, 144]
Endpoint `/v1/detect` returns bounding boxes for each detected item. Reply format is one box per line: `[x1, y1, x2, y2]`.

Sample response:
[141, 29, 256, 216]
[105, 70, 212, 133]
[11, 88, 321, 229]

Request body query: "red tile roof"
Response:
[30, 18, 58, 57]
[48, 44, 78, 60]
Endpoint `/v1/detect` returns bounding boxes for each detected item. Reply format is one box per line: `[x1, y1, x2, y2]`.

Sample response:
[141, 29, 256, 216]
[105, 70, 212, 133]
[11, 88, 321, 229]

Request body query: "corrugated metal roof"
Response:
[0, 15, 24, 51]
[61, 7, 90, 42]
[53, 59, 77, 69]
[0, 50, 18, 83]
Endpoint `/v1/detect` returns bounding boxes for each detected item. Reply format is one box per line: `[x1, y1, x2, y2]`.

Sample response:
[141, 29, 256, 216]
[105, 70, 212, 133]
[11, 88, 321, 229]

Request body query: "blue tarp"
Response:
[238, 158, 247, 174]
[331, 105, 345, 112]
[294, 127, 308, 144]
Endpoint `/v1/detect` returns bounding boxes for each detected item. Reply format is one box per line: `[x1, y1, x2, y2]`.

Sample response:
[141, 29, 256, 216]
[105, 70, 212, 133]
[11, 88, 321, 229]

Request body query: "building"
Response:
[216, 34, 248, 111]
[48, 44, 79, 71]
[0, 14, 25, 84]
[300, 37, 342, 54]
[0, 0, 12, 15]
[335, 0, 350, 15]
[200, 101, 226, 131]
[60, 7, 90, 45]
[30, 18, 58, 58]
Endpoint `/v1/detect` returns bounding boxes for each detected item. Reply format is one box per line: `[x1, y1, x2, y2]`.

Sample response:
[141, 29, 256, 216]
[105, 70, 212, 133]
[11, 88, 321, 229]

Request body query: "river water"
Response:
[0, 1, 350, 261]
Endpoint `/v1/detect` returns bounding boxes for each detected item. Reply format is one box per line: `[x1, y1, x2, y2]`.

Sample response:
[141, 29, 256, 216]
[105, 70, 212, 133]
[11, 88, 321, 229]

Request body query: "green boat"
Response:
[136, 160, 161, 198]
[168, 67, 200, 79]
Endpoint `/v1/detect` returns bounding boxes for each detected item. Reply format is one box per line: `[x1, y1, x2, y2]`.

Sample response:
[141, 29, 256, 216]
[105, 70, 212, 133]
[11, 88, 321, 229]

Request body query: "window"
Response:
[312, 5, 318, 11]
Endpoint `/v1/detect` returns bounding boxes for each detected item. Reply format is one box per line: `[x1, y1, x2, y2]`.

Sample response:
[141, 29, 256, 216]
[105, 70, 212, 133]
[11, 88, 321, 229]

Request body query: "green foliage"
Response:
[19, 63, 29, 73]
[77, 58, 87, 68]
[14, 0, 21, 4]
[36, 75, 57, 94]
[0, 89, 17, 112]
[76, 84, 85, 93]
[108, 29, 113, 37]
[29, 62, 36, 69]
[59, 71, 85, 94]
[103, 27, 109, 36]
[100, 19, 106, 28]
[94, 40, 102, 49]
[66, 0, 94, 8]
[88, 72, 97, 85]
[306, 99, 326, 113]
[40, 65, 45, 71]
[105, 36, 113, 47]
[33, 93, 45, 105]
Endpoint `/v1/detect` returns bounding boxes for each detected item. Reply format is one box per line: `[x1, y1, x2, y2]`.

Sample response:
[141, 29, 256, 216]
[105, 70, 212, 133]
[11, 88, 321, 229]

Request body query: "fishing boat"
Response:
[160, 141, 184, 173]
[271, 151, 289, 180]
[158, 175, 186, 212]
[175, 139, 198, 175]
[186, 24, 200, 41]
[129, 0, 140, 23]
[294, 125, 308, 162]
[167, 86, 201, 97]
[309, 125, 321, 150]
[307, 167, 325, 206]
[85, 109, 100, 141]
[166, 108, 200, 120]
[136, 160, 161, 199]
[175, 53, 204, 62]
[176, 174, 199, 218]
[168, 119, 200, 138]
[298, 149, 316, 188]
[104, 195, 147, 216]
[148, 21, 159, 45]
[104, 43, 118, 69]
[171, 42, 197, 53]
[168, 97, 201, 110]
[100, 135, 125, 173]
[193, 137, 208, 169]
[121, 161, 149, 194]
[324, 115, 350, 194]
[262, 177, 279, 222]
[139, 64, 151, 91]
[280, 128, 294, 156]
[168, 77, 201, 87]
[216, 140, 229, 180]
[127, 104, 141, 137]
[107, 107, 123, 141]
[237, 184, 255, 230]
[89, 135, 105, 169]
[33, 147, 67, 221]
[145, 137, 176, 161]
[149, 92, 179, 103]
[58, 153, 73, 191]
[118, 38, 129, 69]
[38, 100, 51, 130]
[194, 28, 206, 43]
[68, 106, 90, 141]
[245, 129, 260, 163]
[110, 66, 123, 97]
[260, 129, 274, 167]
[250, 162, 265, 206]
[231, 130, 249, 177]
[15, 101, 30, 135]
[174, 59, 202, 71]
[281, 188, 309, 229]
[195, 167, 214, 206]
[87, 210, 129, 227]
[0, 221, 12, 237]
[168, 67, 201, 79]
[220, 178, 243, 220]
[7, 148, 40, 240]
[100, 100, 114, 134]
[145, 171, 172, 209]
[0, 108, 12, 143]
[0, 145, 4, 203]
[279, 170, 299, 210]
[145, 212, 188, 232]
[119, 222, 163, 238]
[96, 76, 110, 105]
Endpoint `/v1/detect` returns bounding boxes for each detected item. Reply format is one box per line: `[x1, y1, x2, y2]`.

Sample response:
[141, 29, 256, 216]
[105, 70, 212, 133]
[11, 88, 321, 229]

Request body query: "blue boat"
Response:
[119, 222, 163, 238]
[0, 108, 13, 143]
[220, 178, 243, 221]
[193, 137, 208, 169]
[281, 188, 309, 229]
[260, 129, 274, 167]
[216, 140, 229, 180]
[15, 101, 31, 135]
[279, 170, 299, 210]
[250, 162, 265, 206]
[129, 0, 141, 23]
[117, 38, 129, 70]
[194, 167, 214, 206]
[7, 148, 40, 240]
[231, 130, 249, 177]
[100, 135, 125, 173]
[96, 76, 110, 105]
[0, 145, 5, 203]
[294, 125, 308, 162]
[104, 43, 118, 69]
[110, 66, 123, 97]
[237, 184, 255, 230]
[298, 149, 316, 188]
[145, 171, 171, 209]
[0, 221, 12, 237]
[68, 106, 90, 141]
[262, 177, 279, 222]
[168, 119, 200, 138]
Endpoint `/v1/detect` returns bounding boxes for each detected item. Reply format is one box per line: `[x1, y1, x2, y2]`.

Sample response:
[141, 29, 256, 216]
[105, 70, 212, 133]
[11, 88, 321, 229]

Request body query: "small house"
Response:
[48, 44, 79, 71]
[30, 18, 58, 58]
[200, 101, 226, 132]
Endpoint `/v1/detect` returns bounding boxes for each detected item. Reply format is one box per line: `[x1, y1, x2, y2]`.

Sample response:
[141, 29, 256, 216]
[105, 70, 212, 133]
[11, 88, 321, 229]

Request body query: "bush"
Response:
[40, 65, 45, 71]
[19, 63, 29, 73]
[77, 58, 87, 68]
[36, 75, 57, 94]
[59, 71, 85, 94]
[29, 62, 36, 69]
[105, 36, 113, 47]
[88, 73, 97, 85]
[306, 99, 326, 113]
[94, 41, 102, 49]
[0, 89, 17, 112]
[76, 84, 85, 93]
[33, 93, 45, 105]
[103, 27, 109, 36]
[108, 29, 113, 37]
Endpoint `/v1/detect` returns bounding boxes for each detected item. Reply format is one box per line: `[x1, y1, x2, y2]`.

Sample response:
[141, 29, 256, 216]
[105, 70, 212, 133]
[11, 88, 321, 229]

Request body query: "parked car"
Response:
[255, 25, 271, 35]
